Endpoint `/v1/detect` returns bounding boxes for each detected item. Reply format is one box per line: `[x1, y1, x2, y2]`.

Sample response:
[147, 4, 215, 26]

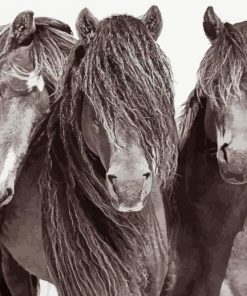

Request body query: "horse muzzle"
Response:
[106, 171, 152, 212]
[217, 148, 247, 185]
[0, 187, 14, 207]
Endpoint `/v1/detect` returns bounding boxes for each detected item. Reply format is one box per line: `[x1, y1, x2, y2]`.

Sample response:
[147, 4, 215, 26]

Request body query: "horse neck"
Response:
[176, 99, 219, 207]
[12, 117, 48, 193]
[180, 99, 208, 160]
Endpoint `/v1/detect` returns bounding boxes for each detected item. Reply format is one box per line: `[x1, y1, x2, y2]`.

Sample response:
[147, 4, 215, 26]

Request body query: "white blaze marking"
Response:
[0, 147, 17, 184]
[27, 72, 44, 92]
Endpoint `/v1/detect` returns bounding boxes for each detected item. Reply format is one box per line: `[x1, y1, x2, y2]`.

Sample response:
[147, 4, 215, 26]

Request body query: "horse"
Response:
[171, 6, 247, 296]
[0, 10, 76, 296]
[0, 10, 74, 205]
[0, 6, 178, 296]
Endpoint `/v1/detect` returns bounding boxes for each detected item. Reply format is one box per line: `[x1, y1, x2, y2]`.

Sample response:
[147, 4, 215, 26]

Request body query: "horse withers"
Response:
[172, 7, 247, 296]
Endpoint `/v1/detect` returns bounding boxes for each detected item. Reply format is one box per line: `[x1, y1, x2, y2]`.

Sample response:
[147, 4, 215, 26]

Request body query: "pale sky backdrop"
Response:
[1, 1, 246, 295]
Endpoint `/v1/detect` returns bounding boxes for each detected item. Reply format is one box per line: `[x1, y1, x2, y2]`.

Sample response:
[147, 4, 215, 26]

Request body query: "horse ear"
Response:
[203, 7, 223, 42]
[141, 6, 163, 40]
[76, 8, 99, 43]
[9, 11, 36, 49]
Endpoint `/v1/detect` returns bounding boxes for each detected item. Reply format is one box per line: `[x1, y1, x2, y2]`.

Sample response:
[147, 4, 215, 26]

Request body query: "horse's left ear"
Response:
[76, 8, 99, 43]
[141, 6, 163, 40]
[9, 11, 36, 49]
[203, 7, 223, 42]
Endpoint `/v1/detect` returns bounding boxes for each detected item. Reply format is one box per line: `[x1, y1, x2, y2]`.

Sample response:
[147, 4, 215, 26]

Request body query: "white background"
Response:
[1, 1, 246, 295]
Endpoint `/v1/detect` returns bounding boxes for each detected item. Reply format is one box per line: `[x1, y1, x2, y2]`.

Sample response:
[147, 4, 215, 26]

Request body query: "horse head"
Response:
[0, 11, 49, 205]
[0, 11, 75, 206]
[198, 7, 247, 185]
[73, 6, 177, 213]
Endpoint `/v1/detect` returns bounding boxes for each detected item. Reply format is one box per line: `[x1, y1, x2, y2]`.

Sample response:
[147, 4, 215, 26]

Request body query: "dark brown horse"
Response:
[0, 10, 76, 296]
[1, 6, 178, 296]
[171, 7, 247, 296]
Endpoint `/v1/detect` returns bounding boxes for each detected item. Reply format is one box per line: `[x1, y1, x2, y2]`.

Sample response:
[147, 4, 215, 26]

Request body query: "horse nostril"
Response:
[6, 188, 13, 197]
[221, 143, 229, 163]
[107, 174, 117, 185]
[143, 172, 151, 180]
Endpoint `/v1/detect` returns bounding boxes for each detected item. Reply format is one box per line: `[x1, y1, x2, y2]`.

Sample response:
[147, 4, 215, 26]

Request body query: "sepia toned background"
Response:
[1, 0, 246, 295]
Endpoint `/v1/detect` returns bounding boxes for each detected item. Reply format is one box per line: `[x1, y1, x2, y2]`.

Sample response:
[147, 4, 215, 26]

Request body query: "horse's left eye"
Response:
[93, 122, 100, 134]
[0, 82, 6, 97]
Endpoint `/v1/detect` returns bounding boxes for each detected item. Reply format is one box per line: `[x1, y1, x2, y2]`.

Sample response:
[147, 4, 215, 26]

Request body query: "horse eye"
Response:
[0, 79, 6, 93]
[84, 26, 91, 34]
[93, 122, 100, 134]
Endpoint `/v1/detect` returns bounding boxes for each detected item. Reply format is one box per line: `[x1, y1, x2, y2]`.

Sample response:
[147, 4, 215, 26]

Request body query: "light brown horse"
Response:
[0, 11, 75, 205]
[1, 6, 178, 296]
[0, 10, 76, 296]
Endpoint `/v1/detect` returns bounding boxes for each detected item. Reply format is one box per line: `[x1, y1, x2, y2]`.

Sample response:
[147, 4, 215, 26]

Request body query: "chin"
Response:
[219, 169, 247, 185]
[111, 199, 145, 213]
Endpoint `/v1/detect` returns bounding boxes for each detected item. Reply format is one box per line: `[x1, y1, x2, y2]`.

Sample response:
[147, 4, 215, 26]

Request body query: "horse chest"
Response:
[0, 155, 50, 281]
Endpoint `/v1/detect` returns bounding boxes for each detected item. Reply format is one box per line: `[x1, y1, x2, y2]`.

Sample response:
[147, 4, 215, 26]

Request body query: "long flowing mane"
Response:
[41, 14, 178, 296]
[0, 17, 76, 98]
[179, 22, 247, 150]
[197, 22, 247, 108]
[177, 89, 201, 150]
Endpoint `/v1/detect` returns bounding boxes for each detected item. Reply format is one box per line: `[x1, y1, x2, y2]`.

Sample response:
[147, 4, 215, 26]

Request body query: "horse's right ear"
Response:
[9, 11, 36, 49]
[76, 8, 99, 43]
[141, 6, 163, 40]
[203, 7, 223, 42]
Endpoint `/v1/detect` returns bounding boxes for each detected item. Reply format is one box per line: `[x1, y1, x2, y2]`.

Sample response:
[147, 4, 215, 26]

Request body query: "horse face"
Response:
[0, 11, 49, 206]
[205, 95, 247, 185]
[202, 7, 247, 184]
[82, 98, 152, 213]
[76, 6, 166, 213]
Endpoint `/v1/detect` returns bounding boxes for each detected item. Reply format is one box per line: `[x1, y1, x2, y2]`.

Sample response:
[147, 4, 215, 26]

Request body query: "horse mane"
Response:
[41, 14, 178, 296]
[197, 22, 247, 108]
[177, 89, 201, 150]
[179, 22, 247, 150]
[0, 17, 76, 99]
[82, 15, 178, 183]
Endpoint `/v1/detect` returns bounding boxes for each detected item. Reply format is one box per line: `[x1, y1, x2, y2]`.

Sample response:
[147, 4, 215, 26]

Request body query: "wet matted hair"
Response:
[198, 18, 247, 109]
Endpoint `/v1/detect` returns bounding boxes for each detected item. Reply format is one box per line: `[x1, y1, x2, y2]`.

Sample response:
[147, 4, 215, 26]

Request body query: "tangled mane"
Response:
[83, 15, 177, 184]
[197, 22, 247, 108]
[0, 17, 76, 98]
[178, 22, 247, 150]
[41, 14, 178, 296]
[177, 89, 201, 150]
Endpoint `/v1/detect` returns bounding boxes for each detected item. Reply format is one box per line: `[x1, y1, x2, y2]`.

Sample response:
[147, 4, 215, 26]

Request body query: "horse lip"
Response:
[0, 193, 13, 207]
[117, 201, 144, 213]
[219, 168, 247, 185]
